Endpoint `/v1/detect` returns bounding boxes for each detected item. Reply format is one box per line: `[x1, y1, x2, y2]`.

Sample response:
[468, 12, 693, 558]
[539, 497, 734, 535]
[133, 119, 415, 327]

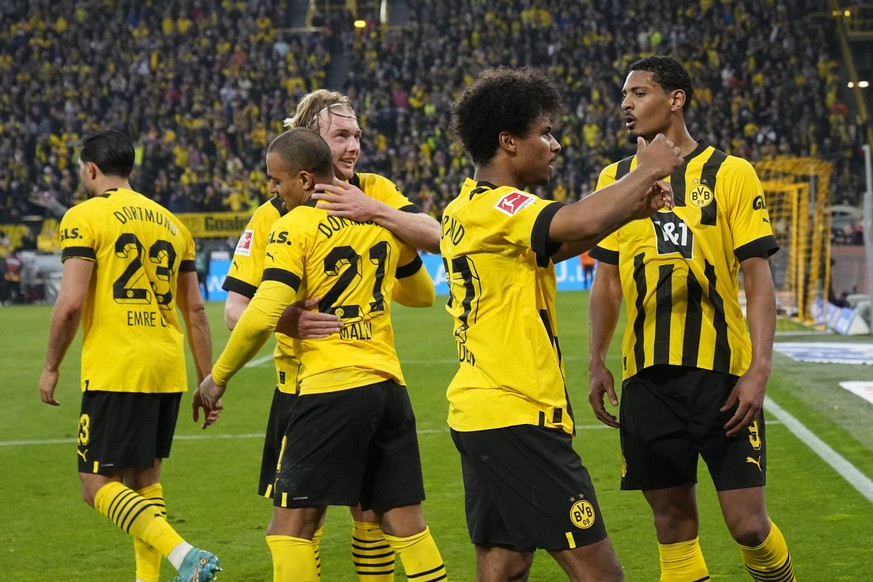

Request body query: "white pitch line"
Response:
[766, 395, 873, 503]
[245, 354, 274, 368]
[11, 403, 872, 507]
[0, 425, 613, 447]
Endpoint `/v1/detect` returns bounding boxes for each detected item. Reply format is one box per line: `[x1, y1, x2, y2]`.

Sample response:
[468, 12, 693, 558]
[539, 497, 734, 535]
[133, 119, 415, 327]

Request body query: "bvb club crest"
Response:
[569, 497, 597, 530]
[689, 179, 714, 208]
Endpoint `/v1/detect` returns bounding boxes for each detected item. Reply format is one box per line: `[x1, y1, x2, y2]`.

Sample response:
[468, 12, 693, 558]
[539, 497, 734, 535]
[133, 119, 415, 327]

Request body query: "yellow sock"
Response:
[352, 520, 395, 581]
[133, 483, 165, 582]
[382, 526, 446, 581]
[739, 521, 796, 582]
[659, 537, 710, 581]
[93, 481, 184, 557]
[266, 535, 318, 582]
[312, 525, 323, 578]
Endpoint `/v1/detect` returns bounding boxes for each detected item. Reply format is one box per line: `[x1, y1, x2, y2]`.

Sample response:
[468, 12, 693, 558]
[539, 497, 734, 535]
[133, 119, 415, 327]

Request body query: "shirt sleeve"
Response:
[59, 204, 97, 262]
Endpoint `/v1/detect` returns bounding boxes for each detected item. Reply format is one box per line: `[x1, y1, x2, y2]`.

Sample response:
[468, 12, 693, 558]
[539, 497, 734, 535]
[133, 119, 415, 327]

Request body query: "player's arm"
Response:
[224, 290, 251, 330]
[587, 260, 623, 428]
[230, 286, 342, 339]
[312, 178, 441, 253]
[39, 258, 93, 406]
[226, 263, 341, 338]
[370, 207, 440, 254]
[178, 270, 213, 384]
[391, 256, 435, 308]
[178, 269, 221, 429]
[551, 238, 611, 264]
[722, 254, 775, 436]
[548, 136, 680, 244]
[199, 281, 298, 410]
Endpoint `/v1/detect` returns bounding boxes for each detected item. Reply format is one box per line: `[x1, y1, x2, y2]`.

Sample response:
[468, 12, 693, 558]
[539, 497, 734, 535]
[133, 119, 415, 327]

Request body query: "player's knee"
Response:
[80, 484, 97, 507]
[727, 513, 771, 547]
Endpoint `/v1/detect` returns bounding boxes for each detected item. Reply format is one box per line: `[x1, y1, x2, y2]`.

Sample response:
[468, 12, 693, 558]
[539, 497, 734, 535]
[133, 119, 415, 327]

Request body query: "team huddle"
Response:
[40, 57, 796, 582]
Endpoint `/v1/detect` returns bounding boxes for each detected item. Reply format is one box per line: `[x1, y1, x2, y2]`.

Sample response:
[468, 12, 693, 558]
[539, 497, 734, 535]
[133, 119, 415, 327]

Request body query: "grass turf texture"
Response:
[1, 292, 871, 580]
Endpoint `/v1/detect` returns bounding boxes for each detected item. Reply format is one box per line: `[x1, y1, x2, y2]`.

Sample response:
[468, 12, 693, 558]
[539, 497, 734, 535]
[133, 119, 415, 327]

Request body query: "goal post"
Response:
[753, 157, 832, 328]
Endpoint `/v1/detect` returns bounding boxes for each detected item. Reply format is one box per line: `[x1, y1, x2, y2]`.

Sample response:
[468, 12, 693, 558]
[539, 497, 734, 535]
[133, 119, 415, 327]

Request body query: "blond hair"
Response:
[283, 89, 356, 131]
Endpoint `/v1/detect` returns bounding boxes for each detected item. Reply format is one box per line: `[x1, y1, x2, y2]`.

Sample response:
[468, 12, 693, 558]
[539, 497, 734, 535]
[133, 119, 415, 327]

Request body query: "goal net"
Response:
[753, 157, 832, 330]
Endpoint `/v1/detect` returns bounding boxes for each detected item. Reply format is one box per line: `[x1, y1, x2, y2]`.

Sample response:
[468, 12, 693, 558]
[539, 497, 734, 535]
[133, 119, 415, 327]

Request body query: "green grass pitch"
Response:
[1, 292, 871, 580]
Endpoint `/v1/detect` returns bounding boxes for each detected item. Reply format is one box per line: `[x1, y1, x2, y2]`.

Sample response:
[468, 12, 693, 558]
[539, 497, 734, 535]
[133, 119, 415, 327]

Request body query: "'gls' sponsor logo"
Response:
[753, 195, 767, 210]
[495, 191, 535, 216]
[267, 230, 289, 245]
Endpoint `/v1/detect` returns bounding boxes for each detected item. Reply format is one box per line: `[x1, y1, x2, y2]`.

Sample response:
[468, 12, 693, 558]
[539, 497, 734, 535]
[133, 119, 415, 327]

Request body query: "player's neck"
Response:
[662, 123, 698, 158]
[92, 177, 133, 197]
[473, 165, 526, 192]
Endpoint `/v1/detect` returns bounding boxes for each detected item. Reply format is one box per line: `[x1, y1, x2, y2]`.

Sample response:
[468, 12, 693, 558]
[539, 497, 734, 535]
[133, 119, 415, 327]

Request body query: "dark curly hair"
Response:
[629, 55, 694, 112]
[450, 67, 563, 166]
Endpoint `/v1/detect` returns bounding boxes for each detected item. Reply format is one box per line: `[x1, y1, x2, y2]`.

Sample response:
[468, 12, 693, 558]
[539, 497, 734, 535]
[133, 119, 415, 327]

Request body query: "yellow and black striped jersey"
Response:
[58, 188, 196, 393]
[212, 199, 427, 395]
[590, 142, 779, 380]
[221, 174, 423, 393]
[440, 178, 574, 435]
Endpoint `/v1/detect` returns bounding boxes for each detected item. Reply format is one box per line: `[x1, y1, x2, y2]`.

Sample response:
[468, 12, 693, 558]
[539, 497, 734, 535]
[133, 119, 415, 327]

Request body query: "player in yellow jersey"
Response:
[442, 67, 683, 581]
[222, 90, 440, 580]
[200, 128, 446, 582]
[588, 56, 795, 582]
[38, 130, 221, 582]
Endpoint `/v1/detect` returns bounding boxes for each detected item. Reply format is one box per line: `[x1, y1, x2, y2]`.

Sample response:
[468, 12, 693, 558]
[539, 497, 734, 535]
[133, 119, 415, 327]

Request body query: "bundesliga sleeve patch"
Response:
[235, 229, 254, 256]
[494, 191, 535, 216]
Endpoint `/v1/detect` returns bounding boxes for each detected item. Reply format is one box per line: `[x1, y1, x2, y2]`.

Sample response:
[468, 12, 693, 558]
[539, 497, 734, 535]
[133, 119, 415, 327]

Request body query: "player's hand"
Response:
[721, 367, 768, 436]
[630, 179, 674, 220]
[38, 369, 61, 406]
[588, 363, 620, 428]
[312, 178, 382, 222]
[635, 134, 683, 179]
[192, 383, 222, 430]
[276, 297, 343, 339]
[197, 374, 226, 415]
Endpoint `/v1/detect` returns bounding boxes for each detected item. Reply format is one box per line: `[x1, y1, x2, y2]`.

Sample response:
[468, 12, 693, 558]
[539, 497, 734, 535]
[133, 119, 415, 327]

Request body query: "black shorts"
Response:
[77, 391, 181, 474]
[620, 366, 767, 491]
[451, 425, 609, 552]
[273, 380, 425, 512]
[259, 388, 297, 497]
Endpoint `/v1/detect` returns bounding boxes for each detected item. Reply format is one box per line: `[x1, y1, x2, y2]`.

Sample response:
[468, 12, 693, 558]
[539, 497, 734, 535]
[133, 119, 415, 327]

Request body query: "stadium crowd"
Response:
[0, 0, 867, 228]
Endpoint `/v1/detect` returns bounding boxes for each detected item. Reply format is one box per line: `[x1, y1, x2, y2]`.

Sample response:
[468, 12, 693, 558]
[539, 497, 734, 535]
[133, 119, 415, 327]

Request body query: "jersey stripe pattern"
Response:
[590, 142, 779, 380]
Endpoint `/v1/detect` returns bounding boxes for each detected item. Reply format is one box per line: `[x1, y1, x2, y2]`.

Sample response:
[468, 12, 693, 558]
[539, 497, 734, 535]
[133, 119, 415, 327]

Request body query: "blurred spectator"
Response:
[0, 0, 864, 226]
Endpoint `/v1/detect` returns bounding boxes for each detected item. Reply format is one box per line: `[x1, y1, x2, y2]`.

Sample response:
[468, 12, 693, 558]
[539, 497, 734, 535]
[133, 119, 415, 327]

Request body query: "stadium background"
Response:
[1, 2, 873, 580]
[0, 0, 870, 327]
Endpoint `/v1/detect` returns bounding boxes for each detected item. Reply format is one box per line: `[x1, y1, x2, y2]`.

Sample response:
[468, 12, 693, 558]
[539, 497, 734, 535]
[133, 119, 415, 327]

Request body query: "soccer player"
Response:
[441, 66, 683, 581]
[221, 89, 440, 580]
[199, 127, 446, 582]
[587, 55, 795, 581]
[38, 130, 221, 582]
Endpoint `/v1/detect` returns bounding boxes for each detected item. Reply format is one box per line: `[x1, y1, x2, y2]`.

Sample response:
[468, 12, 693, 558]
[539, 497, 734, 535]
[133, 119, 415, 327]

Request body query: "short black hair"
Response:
[267, 127, 334, 181]
[450, 67, 563, 166]
[79, 130, 135, 178]
[629, 55, 695, 112]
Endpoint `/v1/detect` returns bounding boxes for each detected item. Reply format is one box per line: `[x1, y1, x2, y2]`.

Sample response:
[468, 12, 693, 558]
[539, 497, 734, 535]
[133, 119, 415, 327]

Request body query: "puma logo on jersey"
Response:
[746, 456, 762, 471]
[232, 260, 239, 271]
[266, 252, 276, 262]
